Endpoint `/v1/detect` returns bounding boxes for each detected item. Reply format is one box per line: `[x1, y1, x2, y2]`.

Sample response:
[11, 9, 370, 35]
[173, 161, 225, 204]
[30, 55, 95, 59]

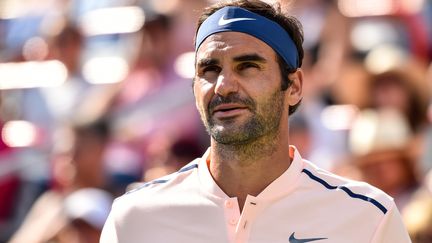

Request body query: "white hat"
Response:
[349, 108, 411, 156]
[64, 188, 113, 229]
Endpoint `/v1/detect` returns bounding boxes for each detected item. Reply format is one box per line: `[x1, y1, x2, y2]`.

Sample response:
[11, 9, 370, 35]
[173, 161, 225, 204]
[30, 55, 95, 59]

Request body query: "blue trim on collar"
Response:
[302, 169, 388, 214]
[126, 163, 199, 194]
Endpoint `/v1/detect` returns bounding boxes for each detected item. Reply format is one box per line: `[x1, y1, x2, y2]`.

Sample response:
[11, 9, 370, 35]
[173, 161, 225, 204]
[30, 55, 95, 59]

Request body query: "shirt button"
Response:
[225, 200, 233, 208]
[229, 218, 237, 225]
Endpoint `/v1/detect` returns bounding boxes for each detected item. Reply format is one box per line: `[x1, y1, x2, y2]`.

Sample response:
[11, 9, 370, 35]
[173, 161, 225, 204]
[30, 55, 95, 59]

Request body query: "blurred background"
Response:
[0, 0, 431, 242]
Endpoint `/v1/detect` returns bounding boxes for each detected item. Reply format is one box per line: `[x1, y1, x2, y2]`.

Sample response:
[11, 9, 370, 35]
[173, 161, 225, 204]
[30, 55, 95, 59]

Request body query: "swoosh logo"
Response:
[218, 15, 255, 26]
[289, 232, 327, 243]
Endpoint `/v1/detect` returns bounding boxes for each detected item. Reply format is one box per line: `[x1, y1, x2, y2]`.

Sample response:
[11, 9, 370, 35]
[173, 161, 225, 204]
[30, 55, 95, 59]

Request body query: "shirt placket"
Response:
[235, 195, 261, 243]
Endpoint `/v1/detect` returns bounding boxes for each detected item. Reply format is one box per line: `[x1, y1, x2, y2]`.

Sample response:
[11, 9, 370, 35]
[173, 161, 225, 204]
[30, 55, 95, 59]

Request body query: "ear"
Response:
[286, 69, 303, 106]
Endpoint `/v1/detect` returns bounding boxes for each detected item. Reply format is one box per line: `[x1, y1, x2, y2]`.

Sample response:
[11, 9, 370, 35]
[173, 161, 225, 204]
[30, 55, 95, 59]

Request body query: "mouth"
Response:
[211, 104, 249, 118]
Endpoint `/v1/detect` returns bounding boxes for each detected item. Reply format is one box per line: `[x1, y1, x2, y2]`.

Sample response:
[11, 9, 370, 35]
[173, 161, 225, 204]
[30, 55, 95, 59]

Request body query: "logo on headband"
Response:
[218, 15, 255, 26]
[196, 6, 298, 68]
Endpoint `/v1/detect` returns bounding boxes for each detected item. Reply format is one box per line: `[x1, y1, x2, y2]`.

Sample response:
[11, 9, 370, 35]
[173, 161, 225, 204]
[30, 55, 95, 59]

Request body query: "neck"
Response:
[209, 130, 291, 211]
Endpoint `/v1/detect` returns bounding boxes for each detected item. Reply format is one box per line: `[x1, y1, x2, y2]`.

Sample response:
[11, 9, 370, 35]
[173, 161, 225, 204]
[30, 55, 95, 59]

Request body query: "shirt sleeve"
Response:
[100, 210, 119, 243]
[371, 203, 412, 243]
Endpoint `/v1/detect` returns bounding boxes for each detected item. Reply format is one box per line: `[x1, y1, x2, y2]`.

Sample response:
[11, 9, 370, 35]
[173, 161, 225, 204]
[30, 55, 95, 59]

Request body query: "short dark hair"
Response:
[73, 118, 110, 143]
[194, 0, 304, 115]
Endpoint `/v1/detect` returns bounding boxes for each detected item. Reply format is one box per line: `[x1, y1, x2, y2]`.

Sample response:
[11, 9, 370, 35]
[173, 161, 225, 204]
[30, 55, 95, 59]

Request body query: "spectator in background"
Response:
[109, 11, 176, 109]
[282, 0, 352, 170]
[349, 108, 420, 211]
[49, 24, 83, 81]
[404, 197, 432, 243]
[9, 118, 111, 243]
[48, 188, 113, 243]
[0, 23, 91, 242]
[402, 62, 432, 242]
[41, 22, 92, 122]
[287, 0, 351, 89]
[403, 170, 432, 243]
[367, 67, 429, 134]
[143, 136, 204, 182]
[68, 119, 110, 190]
[366, 65, 430, 179]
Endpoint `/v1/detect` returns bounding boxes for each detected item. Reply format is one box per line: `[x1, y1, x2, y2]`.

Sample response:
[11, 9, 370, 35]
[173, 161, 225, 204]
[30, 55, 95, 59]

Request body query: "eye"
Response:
[199, 65, 222, 80]
[202, 65, 221, 74]
[237, 62, 259, 71]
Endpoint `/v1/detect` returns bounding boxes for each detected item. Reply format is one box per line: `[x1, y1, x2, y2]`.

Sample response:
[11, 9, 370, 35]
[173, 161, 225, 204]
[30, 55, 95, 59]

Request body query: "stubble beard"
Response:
[201, 90, 286, 161]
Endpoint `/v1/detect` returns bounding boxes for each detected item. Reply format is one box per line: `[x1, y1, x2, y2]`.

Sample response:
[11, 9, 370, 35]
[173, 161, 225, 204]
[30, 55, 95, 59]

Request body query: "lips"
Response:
[211, 103, 249, 118]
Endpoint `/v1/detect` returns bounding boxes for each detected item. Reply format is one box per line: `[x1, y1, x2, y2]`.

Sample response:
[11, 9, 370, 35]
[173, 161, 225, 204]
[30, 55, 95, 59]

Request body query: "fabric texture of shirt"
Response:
[100, 146, 411, 243]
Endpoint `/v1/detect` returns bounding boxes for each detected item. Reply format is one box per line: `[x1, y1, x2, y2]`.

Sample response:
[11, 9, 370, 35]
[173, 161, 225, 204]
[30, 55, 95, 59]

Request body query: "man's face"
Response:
[193, 32, 289, 145]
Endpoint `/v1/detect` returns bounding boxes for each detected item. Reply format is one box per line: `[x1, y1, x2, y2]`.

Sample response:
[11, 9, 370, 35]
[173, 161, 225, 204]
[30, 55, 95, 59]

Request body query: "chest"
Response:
[118, 193, 382, 243]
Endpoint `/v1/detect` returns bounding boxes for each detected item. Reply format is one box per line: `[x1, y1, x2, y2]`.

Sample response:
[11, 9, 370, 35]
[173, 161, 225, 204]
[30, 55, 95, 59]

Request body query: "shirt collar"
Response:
[197, 146, 304, 201]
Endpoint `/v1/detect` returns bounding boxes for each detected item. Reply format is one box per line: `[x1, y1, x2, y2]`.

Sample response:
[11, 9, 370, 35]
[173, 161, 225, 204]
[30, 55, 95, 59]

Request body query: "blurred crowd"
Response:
[0, 0, 431, 242]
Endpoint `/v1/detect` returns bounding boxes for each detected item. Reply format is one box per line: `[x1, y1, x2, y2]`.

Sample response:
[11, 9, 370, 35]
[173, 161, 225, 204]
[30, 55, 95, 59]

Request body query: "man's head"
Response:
[193, 0, 303, 146]
[194, 0, 304, 112]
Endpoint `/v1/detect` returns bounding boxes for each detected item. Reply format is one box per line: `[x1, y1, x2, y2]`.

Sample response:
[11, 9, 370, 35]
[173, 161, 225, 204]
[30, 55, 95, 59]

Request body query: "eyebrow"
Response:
[196, 53, 267, 68]
[196, 58, 219, 68]
[233, 53, 267, 63]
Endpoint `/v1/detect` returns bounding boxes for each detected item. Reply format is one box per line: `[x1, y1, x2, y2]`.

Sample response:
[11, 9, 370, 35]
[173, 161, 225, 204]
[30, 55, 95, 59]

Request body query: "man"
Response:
[100, 1, 411, 242]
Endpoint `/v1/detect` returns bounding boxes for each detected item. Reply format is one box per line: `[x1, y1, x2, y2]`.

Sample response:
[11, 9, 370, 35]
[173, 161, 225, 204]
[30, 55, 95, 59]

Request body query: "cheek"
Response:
[193, 81, 214, 110]
[249, 70, 283, 96]
[248, 79, 284, 108]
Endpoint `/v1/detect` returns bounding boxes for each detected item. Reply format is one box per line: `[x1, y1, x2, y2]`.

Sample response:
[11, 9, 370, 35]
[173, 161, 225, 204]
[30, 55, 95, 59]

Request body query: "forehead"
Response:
[196, 32, 277, 60]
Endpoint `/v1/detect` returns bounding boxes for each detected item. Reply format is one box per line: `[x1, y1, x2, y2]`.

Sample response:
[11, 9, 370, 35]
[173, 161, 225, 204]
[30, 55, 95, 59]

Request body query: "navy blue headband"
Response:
[195, 6, 299, 69]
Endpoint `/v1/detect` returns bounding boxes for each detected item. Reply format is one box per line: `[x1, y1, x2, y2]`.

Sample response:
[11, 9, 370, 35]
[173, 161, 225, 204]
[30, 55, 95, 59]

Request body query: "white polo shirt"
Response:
[100, 146, 411, 243]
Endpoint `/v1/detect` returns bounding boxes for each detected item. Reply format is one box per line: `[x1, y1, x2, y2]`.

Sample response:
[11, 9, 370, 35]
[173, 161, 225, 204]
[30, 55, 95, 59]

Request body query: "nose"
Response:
[214, 69, 238, 97]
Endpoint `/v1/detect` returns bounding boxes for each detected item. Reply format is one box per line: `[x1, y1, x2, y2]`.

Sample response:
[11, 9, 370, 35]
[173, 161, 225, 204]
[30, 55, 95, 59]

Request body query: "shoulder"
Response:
[101, 159, 206, 236]
[300, 160, 394, 215]
[114, 159, 200, 205]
